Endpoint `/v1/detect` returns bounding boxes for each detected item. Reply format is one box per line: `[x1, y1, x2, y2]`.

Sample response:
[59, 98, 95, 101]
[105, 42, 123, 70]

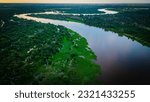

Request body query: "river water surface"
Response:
[15, 13, 150, 84]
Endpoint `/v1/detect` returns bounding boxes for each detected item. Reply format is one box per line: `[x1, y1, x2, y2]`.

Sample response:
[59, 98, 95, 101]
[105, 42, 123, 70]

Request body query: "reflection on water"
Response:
[98, 9, 118, 14]
[15, 14, 150, 84]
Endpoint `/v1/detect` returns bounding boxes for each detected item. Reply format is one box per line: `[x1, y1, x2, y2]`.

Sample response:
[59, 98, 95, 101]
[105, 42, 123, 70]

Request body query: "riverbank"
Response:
[0, 17, 100, 84]
[14, 12, 150, 84]
[29, 8, 150, 47]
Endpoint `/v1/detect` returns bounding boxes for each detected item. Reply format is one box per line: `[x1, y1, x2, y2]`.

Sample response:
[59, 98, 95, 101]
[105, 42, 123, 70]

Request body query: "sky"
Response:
[0, 0, 150, 3]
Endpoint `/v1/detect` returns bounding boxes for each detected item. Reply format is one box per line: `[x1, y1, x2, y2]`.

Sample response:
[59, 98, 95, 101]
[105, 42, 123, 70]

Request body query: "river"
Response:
[15, 13, 150, 84]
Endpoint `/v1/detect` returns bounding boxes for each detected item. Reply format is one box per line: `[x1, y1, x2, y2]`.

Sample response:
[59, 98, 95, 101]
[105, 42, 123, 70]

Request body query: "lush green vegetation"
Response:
[1, 4, 150, 84]
[1, 4, 150, 47]
[0, 17, 100, 84]
[30, 5, 150, 46]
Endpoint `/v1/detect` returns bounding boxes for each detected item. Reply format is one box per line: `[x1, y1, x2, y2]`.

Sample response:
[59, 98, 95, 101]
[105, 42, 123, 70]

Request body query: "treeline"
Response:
[31, 7, 150, 46]
[82, 9, 150, 46]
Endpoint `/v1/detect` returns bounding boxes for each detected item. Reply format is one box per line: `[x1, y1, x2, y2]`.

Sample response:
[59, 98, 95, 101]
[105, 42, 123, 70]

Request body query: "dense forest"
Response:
[0, 4, 150, 84]
[30, 4, 150, 46]
[0, 15, 100, 84]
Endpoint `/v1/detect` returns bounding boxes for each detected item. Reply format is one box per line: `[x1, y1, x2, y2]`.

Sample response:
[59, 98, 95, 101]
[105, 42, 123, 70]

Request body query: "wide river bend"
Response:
[15, 13, 150, 84]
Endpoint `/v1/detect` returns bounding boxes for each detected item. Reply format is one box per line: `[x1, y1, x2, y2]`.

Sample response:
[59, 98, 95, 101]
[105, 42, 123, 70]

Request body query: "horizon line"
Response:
[0, 2, 150, 4]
